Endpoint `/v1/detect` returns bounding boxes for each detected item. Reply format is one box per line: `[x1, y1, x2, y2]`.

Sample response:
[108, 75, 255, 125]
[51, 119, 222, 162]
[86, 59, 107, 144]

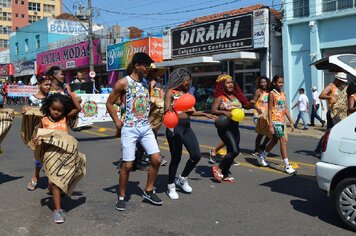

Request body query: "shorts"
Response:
[121, 125, 160, 162]
[273, 124, 285, 139]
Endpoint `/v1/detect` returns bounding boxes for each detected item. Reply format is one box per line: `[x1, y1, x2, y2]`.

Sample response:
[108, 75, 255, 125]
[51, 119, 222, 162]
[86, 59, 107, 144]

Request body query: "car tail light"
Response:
[321, 129, 331, 153]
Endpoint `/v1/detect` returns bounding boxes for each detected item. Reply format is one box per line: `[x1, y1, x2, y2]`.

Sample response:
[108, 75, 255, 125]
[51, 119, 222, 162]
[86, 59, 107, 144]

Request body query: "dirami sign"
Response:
[36, 39, 101, 72]
[106, 37, 163, 71]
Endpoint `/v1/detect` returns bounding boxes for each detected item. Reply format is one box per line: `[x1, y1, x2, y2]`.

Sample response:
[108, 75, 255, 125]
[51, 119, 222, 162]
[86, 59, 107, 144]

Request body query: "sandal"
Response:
[27, 178, 37, 191]
[209, 150, 217, 164]
[212, 166, 223, 182]
[222, 177, 236, 183]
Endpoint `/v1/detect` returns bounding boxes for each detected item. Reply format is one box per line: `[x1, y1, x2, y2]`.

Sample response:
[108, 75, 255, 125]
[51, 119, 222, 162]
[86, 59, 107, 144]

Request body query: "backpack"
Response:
[331, 86, 348, 125]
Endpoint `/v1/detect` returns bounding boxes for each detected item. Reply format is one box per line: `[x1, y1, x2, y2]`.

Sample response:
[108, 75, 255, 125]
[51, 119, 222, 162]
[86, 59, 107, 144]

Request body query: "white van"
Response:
[314, 54, 356, 231]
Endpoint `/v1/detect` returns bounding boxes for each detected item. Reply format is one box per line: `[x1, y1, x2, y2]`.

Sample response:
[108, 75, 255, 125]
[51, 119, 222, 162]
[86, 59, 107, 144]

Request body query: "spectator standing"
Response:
[72, 72, 85, 84]
[292, 88, 309, 130]
[309, 86, 325, 127]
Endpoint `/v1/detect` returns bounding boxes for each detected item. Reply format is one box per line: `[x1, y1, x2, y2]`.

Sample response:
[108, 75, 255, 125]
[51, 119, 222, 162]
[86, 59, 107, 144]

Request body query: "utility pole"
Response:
[88, 0, 94, 75]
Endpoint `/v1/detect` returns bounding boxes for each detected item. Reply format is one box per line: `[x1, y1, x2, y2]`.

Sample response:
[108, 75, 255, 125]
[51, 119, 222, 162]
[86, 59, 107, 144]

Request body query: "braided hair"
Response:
[166, 68, 191, 90]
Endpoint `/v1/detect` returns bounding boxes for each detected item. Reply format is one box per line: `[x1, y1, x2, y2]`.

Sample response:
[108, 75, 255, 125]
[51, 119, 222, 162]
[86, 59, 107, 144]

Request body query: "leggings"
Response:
[217, 120, 240, 177]
[166, 118, 201, 184]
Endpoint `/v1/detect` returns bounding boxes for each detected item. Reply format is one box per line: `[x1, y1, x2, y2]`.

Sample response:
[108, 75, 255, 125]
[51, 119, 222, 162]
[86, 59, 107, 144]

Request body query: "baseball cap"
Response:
[312, 86, 317, 91]
[132, 52, 154, 66]
[335, 72, 347, 82]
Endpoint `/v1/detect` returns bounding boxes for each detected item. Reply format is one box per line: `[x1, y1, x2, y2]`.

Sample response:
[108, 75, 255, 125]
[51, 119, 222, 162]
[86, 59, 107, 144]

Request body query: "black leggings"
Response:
[217, 120, 240, 177]
[166, 118, 201, 184]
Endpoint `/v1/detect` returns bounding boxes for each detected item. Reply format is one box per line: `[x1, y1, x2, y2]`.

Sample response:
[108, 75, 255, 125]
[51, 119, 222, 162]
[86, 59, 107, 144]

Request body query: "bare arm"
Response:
[319, 85, 332, 100]
[64, 84, 82, 118]
[291, 101, 300, 109]
[348, 95, 356, 115]
[164, 89, 173, 113]
[284, 102, 294, 131]
[106, 78, 127, 129]
[268, 93, 274, 134]
[252, 89, 262, 113]
[211, 97, 231, 117]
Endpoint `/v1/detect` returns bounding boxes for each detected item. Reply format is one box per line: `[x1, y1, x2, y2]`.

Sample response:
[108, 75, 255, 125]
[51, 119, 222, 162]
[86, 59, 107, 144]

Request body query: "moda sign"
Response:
[172, 14, 252, 57]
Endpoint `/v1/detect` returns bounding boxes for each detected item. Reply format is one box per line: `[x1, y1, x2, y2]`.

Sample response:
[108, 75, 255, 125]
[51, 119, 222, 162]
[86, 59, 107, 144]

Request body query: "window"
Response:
[293, 0, 309, 17]
[0, 26, 11, 34]
[21, 1, 24, 5]
[15, 42, 19, 54]
[29, 15, 41, 23]
[16, 27, 19, 30]
[43, 4, 55, 13]
[28, 2, 40, 11]
[15, 13, 19, 17]
[0, 0, 12, 7]
[25, 39, 29, 52]
[15, 0, 18, 4]
[0, 12, 12, 21]
[21, 14, 25, 18]
[0, 39, 9, 48]
[323, 0, 355, 12]
[35, 34, 40, 49]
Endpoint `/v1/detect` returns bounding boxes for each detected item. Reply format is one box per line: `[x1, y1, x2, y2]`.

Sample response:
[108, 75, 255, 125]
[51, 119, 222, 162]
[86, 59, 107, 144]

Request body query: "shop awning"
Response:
[155, 56, 219, 67]
[212, 51, 259, 61]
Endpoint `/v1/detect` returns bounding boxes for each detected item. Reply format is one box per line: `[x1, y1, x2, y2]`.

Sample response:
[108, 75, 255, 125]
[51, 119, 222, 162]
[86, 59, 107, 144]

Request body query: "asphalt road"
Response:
[0, 106, 353, 235]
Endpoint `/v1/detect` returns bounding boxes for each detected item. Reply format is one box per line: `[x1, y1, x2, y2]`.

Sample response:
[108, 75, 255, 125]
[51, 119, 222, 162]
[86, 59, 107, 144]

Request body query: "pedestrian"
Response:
[309, 86, 325, 127]
[165, 68, 214, 199]
[257, 75, 296, 175]
[292, 88, 309, 130]
[26, 75, 52, 191]
[211, 74, 251, 183]
[251, 76, 271, 156]
[72, 71, 85, 84]
[33, 93, 82, 223]
[106, 52, 163, 210]
[319, 72, 348, 129]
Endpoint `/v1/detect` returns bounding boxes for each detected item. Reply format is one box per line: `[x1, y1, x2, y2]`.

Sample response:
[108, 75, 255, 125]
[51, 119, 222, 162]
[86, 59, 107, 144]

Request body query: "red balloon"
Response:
[164, 111, 179, 128]
[173, 93, 196, 112]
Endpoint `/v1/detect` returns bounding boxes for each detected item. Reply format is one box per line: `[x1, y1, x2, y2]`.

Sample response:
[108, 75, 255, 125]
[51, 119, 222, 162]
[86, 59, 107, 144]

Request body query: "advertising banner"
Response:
[8, 85, 39, 97]
[77, 94, 121, 127]
[106, 37, 163, 71]
[253, 8, 269, 48]
[14, 61, 36, 77]
[36, 39, 101, 72]
[172, 14, 253, 57]
[47, 18, 104, 35]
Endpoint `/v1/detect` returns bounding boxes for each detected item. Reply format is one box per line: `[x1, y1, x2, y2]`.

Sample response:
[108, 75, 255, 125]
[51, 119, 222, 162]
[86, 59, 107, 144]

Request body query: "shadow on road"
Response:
[0, 172, 23, 184]
[40, 195, 86, 212]
[76, 136, 118, 142]
[103, 182, 142, 202]
[260, 174, 346, 230]
[295, 149, 318, 157]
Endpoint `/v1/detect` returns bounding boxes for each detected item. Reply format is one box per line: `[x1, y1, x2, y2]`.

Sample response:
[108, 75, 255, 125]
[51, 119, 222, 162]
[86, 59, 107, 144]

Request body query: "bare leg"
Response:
[265, 137, 278, 152]
[145, 153, 161, 191]
[211, 141, 225, 156]
[261, 136, 270, 150]
[254, 134, 264, 152]
[52, 185, 61, 210]
[119, 161, 133, 197]
[279, 137, 288, 159]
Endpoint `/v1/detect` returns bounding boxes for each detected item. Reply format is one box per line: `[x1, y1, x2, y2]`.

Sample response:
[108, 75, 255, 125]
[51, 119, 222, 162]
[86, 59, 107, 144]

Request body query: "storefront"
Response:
[157, 6, 282, 110]
[0, 64, 13, 82]
[106, 37, 164, 86]
[36, 39, 104, 84]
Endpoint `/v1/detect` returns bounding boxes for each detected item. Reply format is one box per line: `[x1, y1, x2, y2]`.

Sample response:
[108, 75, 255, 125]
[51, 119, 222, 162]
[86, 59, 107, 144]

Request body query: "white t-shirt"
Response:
[312, 91, 321, 105]
[298, 94, 309, 111]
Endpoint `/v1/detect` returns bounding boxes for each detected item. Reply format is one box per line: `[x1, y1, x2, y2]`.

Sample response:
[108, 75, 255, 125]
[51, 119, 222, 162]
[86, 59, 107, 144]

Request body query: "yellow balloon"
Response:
[231, 108, 245, 122]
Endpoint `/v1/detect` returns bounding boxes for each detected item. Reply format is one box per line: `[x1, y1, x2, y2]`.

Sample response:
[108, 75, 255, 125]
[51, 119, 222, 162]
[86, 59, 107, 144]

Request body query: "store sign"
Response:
[0, 65, 7, 76]
[253, 8, 269, 48]
[172, 14, 252, 57]
[47, 19, 104, 35]
[37, 39, 101, 72]
[106, 37, 163, 71]
[14, 60, 36, 77]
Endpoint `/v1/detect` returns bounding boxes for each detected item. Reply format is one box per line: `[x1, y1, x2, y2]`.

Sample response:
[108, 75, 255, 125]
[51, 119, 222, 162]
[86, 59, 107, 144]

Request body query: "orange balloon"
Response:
[164, 111, 179, 128]
[173, 93, 196, 111]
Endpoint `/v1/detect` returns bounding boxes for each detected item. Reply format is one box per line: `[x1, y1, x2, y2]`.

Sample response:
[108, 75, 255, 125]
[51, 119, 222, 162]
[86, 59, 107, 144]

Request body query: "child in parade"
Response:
[257, 75, 296, 175]
[106, 53, 163, 211]
[34, 93, 81, 223]
[211, 74, 251, 183]
[26, 75, 52, 191]
[165, 68, 214, 200]
[251, 76, 271, 156]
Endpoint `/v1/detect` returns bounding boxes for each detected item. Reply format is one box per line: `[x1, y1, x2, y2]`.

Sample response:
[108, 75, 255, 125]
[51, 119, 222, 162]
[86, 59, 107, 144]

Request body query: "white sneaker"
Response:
[175, 175, 192, 193]
[285, 164, 296, 175]
[257, 157, 270, 167]
[167, 183, 179, 200]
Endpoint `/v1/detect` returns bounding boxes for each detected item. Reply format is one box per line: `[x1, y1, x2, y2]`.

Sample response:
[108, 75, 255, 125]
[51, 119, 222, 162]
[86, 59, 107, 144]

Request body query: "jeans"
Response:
[295, 111, 308, 128]
[310, 104, 324, 125]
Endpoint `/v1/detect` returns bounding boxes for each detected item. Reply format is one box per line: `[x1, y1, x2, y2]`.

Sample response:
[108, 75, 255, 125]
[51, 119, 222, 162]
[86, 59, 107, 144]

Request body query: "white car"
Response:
[314, 54, 356, 231]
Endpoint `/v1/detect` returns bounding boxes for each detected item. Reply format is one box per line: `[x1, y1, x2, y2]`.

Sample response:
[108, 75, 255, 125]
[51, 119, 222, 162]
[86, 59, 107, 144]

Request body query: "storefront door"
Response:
[233, 61, 260, 99]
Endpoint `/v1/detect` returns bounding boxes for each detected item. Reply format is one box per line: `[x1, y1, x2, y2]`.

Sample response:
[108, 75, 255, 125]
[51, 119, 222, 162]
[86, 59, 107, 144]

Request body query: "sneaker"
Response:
[251, 151, 260, 157]
[161, 158, 168, 166]
[321, 120, 326, 127]
[53, 209, 65, 224]
[116, 196, 125, 211]
[167, 183, 179, 200]
[142, 190, 163, 205]
[285, 164, 296, 175]
[257, 157, 270, 167]
[208, 150, 217, 164]
[175, 175, 192, 193]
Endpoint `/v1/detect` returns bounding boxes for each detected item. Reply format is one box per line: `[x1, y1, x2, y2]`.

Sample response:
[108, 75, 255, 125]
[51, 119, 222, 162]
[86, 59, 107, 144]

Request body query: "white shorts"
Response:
[121, 125, 160, 162]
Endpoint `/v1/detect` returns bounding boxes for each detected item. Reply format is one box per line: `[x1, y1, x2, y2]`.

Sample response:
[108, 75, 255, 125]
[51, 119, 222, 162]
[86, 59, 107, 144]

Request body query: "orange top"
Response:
[219, 95, 242, 111]
[254, 90, 269, 117]
[270, 90, 286, 124]
[41, 117, 68, 132]
[328, 83, 340, 109]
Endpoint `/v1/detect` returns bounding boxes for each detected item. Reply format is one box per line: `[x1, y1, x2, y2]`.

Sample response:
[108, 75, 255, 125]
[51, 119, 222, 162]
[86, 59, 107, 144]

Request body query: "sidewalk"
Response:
[191, 114, 326, 139]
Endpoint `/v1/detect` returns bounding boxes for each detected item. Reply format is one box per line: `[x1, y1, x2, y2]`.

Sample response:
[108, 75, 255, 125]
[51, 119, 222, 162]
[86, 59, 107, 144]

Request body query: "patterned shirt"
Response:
[28, 95, 45, 107]
[219, 95, 242, 111]
[254, 91, 269, 117]
[123, 76, 150, 127]
[271, 89, 286, 124]
[41, 117, 68, 132]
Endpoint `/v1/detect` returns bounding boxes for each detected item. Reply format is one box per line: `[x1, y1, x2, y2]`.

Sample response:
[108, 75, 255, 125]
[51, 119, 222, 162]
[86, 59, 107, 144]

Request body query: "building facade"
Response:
[0, 0, 62, 50]
[282, 0, 356, 117]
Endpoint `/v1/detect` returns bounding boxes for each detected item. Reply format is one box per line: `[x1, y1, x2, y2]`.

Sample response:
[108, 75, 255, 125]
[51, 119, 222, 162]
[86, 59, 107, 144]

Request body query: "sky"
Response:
[62, 0, 282, 33]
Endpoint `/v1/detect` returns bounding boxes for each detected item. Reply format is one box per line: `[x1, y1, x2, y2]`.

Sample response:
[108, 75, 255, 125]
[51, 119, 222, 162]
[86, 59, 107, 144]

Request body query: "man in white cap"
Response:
[319, 72, 348, 129]
[309, 86, 325, 127]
